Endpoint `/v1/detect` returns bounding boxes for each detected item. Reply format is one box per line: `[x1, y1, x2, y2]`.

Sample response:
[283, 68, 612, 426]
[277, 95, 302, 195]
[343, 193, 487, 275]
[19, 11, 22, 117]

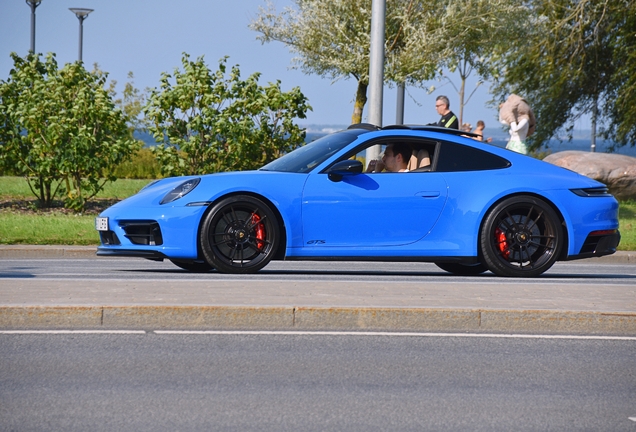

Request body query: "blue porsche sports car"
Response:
[95, 124, 620, 277]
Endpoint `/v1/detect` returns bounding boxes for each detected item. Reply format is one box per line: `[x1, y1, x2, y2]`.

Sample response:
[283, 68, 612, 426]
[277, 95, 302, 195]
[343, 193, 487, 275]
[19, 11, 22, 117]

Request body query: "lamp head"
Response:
[69, 8, 94, 18]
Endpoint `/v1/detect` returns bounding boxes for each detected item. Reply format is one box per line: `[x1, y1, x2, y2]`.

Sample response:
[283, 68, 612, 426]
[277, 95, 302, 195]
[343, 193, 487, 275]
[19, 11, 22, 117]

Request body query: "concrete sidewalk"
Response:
[1, 245, 635, 335]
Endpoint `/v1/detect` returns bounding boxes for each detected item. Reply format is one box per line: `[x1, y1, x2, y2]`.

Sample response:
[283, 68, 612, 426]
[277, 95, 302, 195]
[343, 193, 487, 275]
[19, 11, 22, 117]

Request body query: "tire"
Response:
[169, 259, 214, 272]
[199, 195, 280, 274]
[480, 196, 563, 277]
[435, 262, 488, 276]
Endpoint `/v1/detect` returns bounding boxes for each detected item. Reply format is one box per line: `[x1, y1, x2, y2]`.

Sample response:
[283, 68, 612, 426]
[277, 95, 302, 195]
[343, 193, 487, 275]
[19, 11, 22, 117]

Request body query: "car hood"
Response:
[108, 170, 309, 209]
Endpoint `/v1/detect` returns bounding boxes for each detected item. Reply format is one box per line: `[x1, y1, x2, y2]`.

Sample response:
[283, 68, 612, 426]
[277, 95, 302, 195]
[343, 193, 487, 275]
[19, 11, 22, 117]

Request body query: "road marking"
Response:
[1, 330, 634, 340]
[4, 277, 636, 288]
[153, 330, 636, 340]
[0, 330, 146, 334]
[629, 417, 636, 422]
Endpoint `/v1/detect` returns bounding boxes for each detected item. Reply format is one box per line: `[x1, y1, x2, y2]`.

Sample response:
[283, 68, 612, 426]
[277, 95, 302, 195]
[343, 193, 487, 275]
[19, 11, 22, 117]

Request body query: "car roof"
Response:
[347, 123, 482, 140]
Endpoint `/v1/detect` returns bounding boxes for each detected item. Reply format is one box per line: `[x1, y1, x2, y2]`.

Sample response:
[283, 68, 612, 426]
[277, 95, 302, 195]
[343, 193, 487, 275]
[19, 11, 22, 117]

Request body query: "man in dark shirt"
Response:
[430, 95, 458, 129]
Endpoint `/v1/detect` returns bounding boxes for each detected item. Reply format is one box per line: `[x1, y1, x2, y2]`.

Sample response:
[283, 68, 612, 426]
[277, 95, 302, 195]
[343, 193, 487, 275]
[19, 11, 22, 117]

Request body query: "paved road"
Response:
[2, 258, 636, 310]
[3, 256, 636, 282]
[1, 257, 635, 334]
[1, 332, 635, 431]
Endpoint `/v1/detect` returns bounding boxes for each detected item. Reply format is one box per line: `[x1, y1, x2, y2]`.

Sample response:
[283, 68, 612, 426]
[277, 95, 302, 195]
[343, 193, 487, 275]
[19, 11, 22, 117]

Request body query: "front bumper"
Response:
[96, 247, 168, 261]
[95, 204, 207, 260]
[566, 229, 621, 261]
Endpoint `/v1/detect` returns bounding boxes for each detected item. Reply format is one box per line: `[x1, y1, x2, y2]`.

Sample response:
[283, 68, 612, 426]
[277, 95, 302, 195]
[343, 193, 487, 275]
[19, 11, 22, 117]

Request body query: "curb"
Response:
[0, 245, 98, 259]
[0, 245, 635, 263]
[1, 306, 635, 335]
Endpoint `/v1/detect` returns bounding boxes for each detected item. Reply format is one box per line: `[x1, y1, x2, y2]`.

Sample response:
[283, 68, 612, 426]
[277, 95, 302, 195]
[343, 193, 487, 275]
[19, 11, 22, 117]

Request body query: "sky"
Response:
[0, 0, 587, 133]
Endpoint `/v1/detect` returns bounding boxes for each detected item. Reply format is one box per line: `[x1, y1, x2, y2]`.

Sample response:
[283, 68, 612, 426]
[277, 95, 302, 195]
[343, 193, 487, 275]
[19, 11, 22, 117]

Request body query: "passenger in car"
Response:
[366, 143, 411, 173]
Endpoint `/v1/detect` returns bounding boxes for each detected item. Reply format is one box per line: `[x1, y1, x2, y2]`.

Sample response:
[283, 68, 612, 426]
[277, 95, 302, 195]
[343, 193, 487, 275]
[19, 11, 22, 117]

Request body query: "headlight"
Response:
[160, 178, 201, 204]
[570, 187, 612, 197]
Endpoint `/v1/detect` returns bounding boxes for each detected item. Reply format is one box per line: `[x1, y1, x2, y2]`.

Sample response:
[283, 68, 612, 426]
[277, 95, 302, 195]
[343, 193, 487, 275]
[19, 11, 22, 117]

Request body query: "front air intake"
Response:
[120, 221, 163, 246]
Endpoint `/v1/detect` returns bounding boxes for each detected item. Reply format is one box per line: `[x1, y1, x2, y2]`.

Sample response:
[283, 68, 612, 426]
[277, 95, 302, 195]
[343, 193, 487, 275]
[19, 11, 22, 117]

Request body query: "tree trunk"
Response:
[590, 100, 597, 152]
[351, 80, 368, 125]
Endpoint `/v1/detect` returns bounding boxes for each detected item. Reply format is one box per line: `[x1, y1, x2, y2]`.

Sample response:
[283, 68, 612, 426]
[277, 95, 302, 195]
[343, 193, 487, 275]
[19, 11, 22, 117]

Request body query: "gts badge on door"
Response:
[307, 240, 326, 245]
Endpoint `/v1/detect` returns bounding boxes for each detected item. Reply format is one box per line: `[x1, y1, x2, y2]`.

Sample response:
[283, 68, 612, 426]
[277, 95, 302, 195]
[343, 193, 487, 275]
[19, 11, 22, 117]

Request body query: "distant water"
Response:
[135, 129, 636, 158]
[487, 137, 636, 157]
[306, 131, 636, 157]
[134, 130, 158, 146]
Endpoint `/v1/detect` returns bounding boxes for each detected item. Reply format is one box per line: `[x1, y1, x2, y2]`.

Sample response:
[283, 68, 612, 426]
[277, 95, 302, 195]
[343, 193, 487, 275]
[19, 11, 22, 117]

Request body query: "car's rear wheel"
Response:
[434, 262, 488, 276]
[169, 259, 214, 272]
[200, 195, 280, 274]
[480, 196, 562, 277]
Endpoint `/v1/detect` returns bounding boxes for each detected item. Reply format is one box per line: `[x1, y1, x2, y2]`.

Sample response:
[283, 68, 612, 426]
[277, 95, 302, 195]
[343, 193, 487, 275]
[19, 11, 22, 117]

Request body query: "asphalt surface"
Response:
[3, 333, 634, 431]
[1, 245, 635, 334]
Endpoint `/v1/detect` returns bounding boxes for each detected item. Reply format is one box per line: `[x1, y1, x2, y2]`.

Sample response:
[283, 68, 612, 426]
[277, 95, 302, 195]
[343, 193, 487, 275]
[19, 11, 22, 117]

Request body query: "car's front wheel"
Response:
[200, 195, 280, 274]
[480, 196, 563, 277]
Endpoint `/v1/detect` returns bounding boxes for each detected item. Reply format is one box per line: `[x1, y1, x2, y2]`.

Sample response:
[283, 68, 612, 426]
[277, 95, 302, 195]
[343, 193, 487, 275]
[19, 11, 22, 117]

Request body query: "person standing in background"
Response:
[499, 94, 536, 154]
[429, 96, 459, 129]
[473, 120, 493, 143]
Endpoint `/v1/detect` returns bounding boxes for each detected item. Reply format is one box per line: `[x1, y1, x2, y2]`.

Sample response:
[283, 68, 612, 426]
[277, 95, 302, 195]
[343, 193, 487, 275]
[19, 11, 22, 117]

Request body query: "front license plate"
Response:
[95, 217, 109, 231]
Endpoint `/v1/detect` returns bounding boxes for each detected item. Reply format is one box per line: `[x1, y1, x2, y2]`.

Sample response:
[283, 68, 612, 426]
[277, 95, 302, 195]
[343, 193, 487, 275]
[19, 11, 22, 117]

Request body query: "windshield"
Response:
[260, 130, 363, 173]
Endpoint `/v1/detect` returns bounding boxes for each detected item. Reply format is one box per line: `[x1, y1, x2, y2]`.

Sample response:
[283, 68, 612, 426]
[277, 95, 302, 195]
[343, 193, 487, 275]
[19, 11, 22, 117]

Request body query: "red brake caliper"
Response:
[252, 214, 265, 249]
[495, 227, 510, 259]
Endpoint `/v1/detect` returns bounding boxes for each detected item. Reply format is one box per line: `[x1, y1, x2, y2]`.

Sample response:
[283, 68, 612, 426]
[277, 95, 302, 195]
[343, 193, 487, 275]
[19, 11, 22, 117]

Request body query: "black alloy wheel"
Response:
[480, 196, 563, 277]
[200, 195, 280, 274]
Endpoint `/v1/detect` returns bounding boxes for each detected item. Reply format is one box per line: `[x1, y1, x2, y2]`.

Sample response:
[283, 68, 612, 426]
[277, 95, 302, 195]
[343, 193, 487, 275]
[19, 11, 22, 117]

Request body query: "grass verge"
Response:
[0, 176, 152, 246]
[618, 200, 635, 250]
[0, 212, 99, 245]
[0, 176, 151, 200]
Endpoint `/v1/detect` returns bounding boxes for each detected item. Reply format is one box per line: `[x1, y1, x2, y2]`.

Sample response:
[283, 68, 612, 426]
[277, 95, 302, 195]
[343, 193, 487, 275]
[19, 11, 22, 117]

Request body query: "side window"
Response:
[435, 141, 511, 172]
[343, 138, 437, 173]
[350, 144, 386, 168]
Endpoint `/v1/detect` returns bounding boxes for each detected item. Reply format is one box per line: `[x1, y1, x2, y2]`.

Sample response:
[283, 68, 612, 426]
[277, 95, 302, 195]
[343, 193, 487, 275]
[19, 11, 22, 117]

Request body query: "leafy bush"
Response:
[144, 54, 311, 177]
[112, 147, 162, 179]
[0, 53, 139, 211]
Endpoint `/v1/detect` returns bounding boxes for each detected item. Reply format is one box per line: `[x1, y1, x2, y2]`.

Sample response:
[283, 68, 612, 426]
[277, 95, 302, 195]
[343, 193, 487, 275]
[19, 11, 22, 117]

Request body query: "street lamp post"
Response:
[365, 0, 386, 166]
[367, 0, 386, 128]
[69, 7, 94, 61]
[396, 83, 405, 125]
[25, 0, 42, 53]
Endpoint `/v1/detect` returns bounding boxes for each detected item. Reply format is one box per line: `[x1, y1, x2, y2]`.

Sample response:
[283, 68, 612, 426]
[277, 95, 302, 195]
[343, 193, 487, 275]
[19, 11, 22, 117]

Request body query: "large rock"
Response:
[543, 151, 636, 200]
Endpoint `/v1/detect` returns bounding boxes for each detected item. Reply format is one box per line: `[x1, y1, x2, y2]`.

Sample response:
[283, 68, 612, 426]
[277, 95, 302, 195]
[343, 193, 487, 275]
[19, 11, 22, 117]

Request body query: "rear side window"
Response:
[435, 141, 511, 172]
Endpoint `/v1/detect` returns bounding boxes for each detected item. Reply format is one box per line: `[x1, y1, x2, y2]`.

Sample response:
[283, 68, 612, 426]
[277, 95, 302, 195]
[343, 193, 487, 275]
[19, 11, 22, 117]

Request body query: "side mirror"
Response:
[326, 159, 363, 182]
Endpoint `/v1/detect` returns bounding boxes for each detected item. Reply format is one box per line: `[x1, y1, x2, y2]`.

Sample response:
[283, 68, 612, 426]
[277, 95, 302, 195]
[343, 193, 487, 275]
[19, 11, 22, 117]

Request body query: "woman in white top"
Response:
[502, 115, 529, 154]
[499, 94, 535, 155]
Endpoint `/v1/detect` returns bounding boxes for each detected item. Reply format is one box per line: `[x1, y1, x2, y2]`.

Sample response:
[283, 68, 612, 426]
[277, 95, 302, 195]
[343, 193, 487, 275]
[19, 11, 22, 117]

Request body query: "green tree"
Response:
[250, 0, 441, 125]
[0, 53, 139, 210]
[102, 69, 158, 179]
[105, 70, 150, 134]
[251, 0, 524, 126]
[433, 0, 528, 125]
[143, 54, 311, 177]
[605, 1, 636, 146]
[491, 0, 636, 150]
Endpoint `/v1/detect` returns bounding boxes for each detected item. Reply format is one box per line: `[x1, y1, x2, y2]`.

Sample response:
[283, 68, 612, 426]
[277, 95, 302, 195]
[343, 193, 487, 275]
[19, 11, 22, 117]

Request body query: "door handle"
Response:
[415, 191, 441, 198]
